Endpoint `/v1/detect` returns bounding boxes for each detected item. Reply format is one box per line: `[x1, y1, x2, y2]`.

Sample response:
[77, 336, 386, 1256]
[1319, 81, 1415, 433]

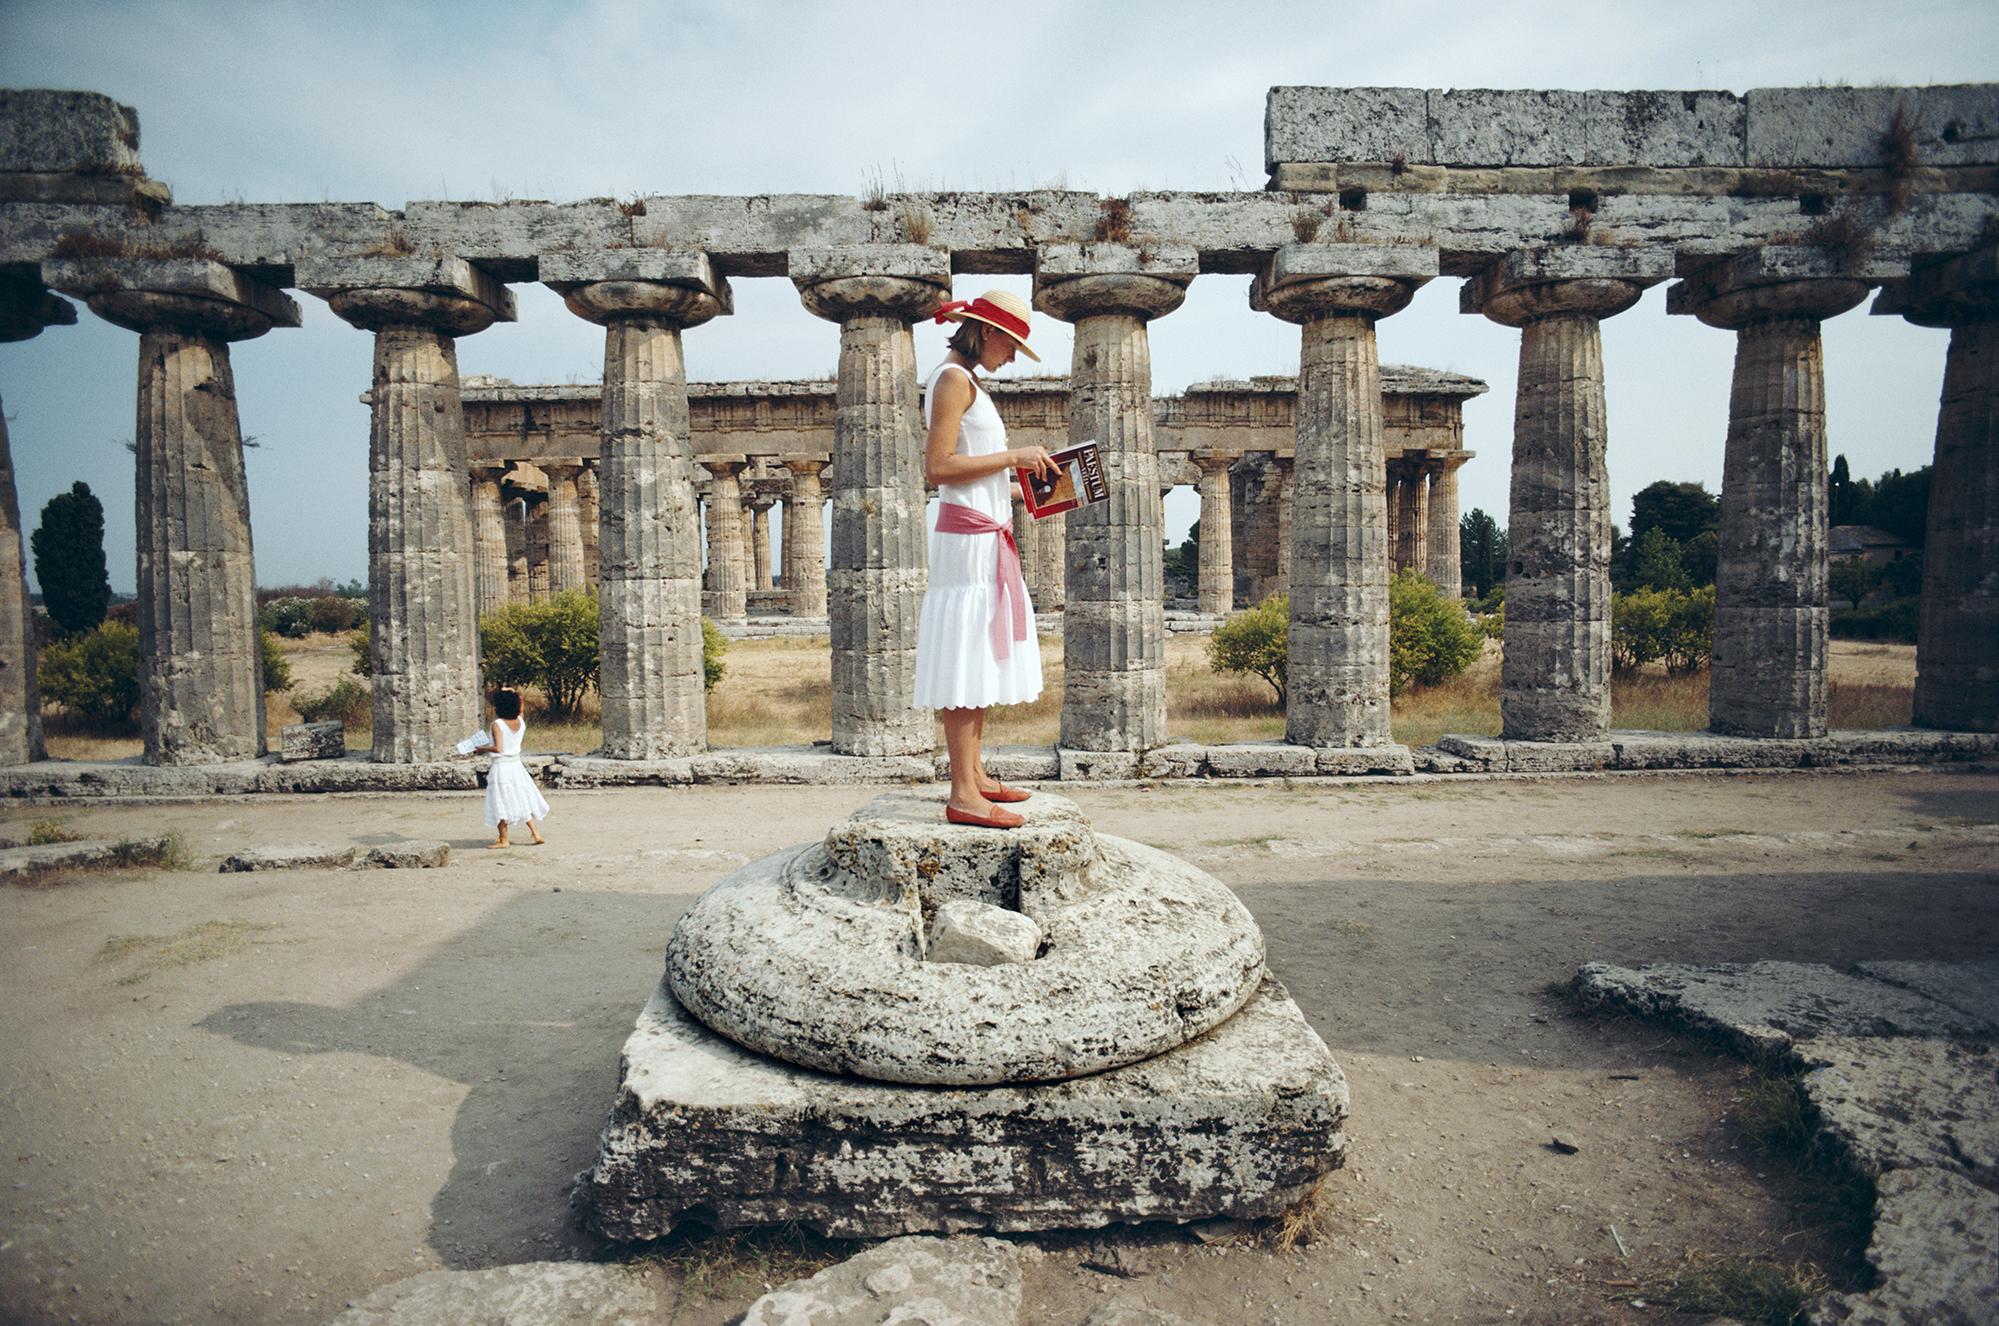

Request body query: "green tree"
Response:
[38, 620, 140, 724]
[1207, 594, 1288, 705]
[30, 481, 112, 635]
[1681, 528, 1720, 587]
[701, 617, 727, 692]
[1879, 551, 1924, 599]
[259, 628, 293, 692]
[1629, 480, 1719, 546]
[1387, 570, 1484, 695]
[1630, 527, 1691, 591]
[1829, 556, 1881, 610]
[1829, 454, 1856, 525]
[1612, 587, 1715, 676]
[479, 591, 600, 718]
[1866, 466, 1930, 545]
[1459, 507, 1507, 601]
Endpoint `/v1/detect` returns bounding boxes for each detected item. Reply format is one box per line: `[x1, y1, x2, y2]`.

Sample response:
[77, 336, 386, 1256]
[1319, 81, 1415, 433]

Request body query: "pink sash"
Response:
[934, 501, 1029, 662]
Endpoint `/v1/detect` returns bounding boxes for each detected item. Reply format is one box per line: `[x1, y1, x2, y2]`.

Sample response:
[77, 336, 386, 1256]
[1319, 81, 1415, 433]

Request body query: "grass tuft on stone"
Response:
[1267, 1180, 1336, 1253]
[27, 818, 78, 845]
[1651, 1253, 1830, 1326]
[632, 1221, 852, 1301]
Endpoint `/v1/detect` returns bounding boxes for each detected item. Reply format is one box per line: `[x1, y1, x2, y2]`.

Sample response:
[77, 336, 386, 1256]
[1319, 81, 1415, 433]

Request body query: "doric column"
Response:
[1469, 248, 1670, 743]
[1252, 243, 1435, 749]
[471, 467, 509, 620]
[1011, 490, 1039, 602]
[1034, 510, 1067, 611]
[526, 499, 551, 603]
[1671, 248, 1871, 738]
[1035, 243, 1196, 752]
[793, 246, 950, 757]
[0, 274, 75, 765]
[1193, 452, 1234, 614]
[749, 496, 776, 590]
[1272, 454, 1295, 597]
[51, 258, 302, 765]
[504, 495, 529, 604]
[700, 459, 750, 621]
[1873, 246, 1998, 732]
[544, 463, 587, 594]
[544, 252, 730, 757]
[1384, 469, 1401, 572]
[1425, 457, 1468, 598]
[300, 256, 515, 763]
[1395, 459, 1428, 576]
[577, 462, 600, 590]
[783, 458, 830, 619]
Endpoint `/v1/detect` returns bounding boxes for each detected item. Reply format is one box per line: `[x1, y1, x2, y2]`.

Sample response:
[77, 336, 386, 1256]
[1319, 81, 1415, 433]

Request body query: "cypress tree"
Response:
[30, 481, 111, 635]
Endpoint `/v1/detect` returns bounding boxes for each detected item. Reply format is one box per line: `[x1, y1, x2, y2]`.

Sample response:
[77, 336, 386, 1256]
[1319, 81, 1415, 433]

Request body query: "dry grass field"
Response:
[42, 632, 1919, 760]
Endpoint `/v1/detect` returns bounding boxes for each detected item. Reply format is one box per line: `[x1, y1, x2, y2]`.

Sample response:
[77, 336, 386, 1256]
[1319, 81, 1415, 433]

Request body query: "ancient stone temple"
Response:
[0, 83, 1994, 777]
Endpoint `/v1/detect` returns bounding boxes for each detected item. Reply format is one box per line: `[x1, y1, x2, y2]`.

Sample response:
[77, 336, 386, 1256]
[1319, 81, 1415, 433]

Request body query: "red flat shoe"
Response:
[945, 803, 1025, 829]
[984, 783, 1032, 803]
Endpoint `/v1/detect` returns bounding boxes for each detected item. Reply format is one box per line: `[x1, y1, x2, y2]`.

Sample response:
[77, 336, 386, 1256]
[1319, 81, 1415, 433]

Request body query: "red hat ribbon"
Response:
[932, 297, 1030, 341]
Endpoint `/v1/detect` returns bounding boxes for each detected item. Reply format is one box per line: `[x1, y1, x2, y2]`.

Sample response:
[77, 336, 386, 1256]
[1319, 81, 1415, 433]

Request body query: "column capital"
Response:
[0, 272, 76, 343]
[1190, 450, 1236, 474]
[298, 254, 516, 335]
[1033, 242, 1196, 322]
[783, 455, 832, 479]
[1461, 247, 1671, 326]
[46, 257, 300, 340]
[540, 250, 731, 328]
[1666, 246, 1885, 330]
[698, 455, 748, 479]
[1870, 245, 1999, 328]
[1249, 243, 1436, 324]
[791, 245, 949, 322]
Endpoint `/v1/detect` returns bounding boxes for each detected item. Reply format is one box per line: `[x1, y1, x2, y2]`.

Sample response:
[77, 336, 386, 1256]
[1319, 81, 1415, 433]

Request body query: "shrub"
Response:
[1829, 556, 1881, 610]
[38, 620, 141, 724]
[261, 595, 315, 638]
[308, 594, 366, 634]
[294, 675, 371, 726]
[1613, 586, 1715, 675]
[702, 616, 727, 692]
[1388, 571, 1484, 695]
[1832, 598, 1920, 643]
[1477, 602, 1505, 640]
[259, 628, 292, 692]
[1208, 595, 1288, 705]
[348, 627, 371, 676]
[480, 591, 600, 718]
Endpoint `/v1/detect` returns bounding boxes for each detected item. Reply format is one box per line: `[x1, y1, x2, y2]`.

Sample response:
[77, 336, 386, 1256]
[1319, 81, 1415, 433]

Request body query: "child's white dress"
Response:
[912, 362, 1044, 710]
[481, 718, 550, 828]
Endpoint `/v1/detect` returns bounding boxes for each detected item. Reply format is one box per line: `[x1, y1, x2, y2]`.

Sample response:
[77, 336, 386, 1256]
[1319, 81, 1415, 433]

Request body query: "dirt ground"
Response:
[2, 767, 1995, 1325]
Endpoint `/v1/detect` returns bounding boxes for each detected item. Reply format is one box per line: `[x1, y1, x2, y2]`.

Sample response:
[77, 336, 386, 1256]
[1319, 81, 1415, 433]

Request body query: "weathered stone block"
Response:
[585, 976, 1346, 1240]
[1057, 747, 1140, 781]
[1503, 740, 1612, 773]
[360, 840, 450, 869]
[1854, 959, 1999, 1030]
[1806, 1168, 1999, 1326]
[1314, 744, 1416, 776]
[296, 254, 516, 320]
[788, 244, 950, 284]
[1138, 744, 1208, 779]
[1432, 89, 1591, 167]
[690, 746, 933, 785]
[742, 1237, 1021, 1326]
[927, 899, 1042, 966]
[0, 837, 169, 880]
[983, 744, 1059, 782]
[0, 90, 141, 175]
[1205, 743, 1318, 778]
[1581, 91, 1746, 167]
[1797, 1035, 1999, 1181]
[1034, 242, 1200, 280]
[1263, 86, 1432, 169]
[1746, 84, 1999, 168]
[280, 721, 346, 762]
[545, 755, 695, 787]
[218, 844, 356, 873]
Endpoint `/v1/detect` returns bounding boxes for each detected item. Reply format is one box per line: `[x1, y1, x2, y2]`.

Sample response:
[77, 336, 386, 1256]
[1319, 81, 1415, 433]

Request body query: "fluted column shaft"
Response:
[1426, 461, 1464, 597]
[130, 328, 266, 763]
[545, 464, 586, 594]
[1914, 318, 1998, 730]
[749, 498, 775, 590]
[472, 472, 508, 620]
[1034, 510, 1067, 611]
[784, 460, 828, 619]
[701, 464, 749, 621]
[526, 499, 551, 603]
[0, 400, 43, 764]
[1396, 460, 1429, 577]
[577, 462, 600, 589]
[1384, 471, 1401, 571]
[504, 497, 528, 604]
[1194, 455, 1234, 614]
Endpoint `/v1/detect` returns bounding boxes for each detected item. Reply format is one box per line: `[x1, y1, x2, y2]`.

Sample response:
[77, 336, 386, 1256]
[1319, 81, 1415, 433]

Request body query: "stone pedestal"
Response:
[50, 259, 303, 765]
[794, 247, 948, 757]
[1425, 458, 1465, 597]
[300, 256, 515, 764]
[1874, 247, 1999, 733]
[1252, 244, 1435, 749]
[544, 254, 730, 758]
[783, 459, 829, 618]
[471, 469, 508, 620]
[1469, 249, 1668, 742]
[1193, 452, 1234, 614]
[700, 461, 750, 621]
[1672, 251, 1870, 739]
[1035, 244, 1195, 752]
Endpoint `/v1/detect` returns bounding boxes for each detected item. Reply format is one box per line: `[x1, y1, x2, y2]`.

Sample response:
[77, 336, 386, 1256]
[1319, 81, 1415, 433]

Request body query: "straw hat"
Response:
[932, 289, 1041, 362]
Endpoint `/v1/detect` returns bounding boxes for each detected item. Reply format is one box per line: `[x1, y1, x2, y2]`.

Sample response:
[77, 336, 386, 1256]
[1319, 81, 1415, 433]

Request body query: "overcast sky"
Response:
[3, 0, 1994, 592]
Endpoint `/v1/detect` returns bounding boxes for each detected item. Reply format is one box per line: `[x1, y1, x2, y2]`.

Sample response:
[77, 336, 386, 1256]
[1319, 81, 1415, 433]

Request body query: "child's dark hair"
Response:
[491, 687, 522, 720]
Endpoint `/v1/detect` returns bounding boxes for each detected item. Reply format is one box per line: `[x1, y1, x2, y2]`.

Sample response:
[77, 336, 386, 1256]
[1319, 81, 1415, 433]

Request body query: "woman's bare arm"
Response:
[924, 367, 1058, 487]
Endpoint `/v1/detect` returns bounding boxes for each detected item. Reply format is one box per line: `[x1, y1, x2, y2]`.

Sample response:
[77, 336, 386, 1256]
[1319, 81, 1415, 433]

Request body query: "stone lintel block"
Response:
[1430, 89, 1591, 167]
[1869, 243, 1999, 325]
[538, 248, 721, 291]
[1204, 743, 1320, 778]
[1056, 747, 1140, 781]
[1314, 745, 1416, 776]
[0, 90, 141, 175]
[1033, 242, 1200, 281]
[1746, 85, 1999, 169]
[584, 977, 1348, 1240]
[296, 253, 517, 318]
[789, 243, 950, 285]
[1263, 87, 1432, 172]
[279, 720, 346, 762]
[1580, 91, 1747, 167]
[218, 843, 357, 872]
[45, 256, 301, 335]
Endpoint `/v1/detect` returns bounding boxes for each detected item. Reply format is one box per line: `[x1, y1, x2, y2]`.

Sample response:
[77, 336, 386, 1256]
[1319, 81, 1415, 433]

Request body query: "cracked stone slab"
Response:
[218, 843, 356, 873]
[585, 976, 1345, 1240]
[359, 840, 450, 870]
[326, 1260, 674, 1325]
[666, 792, 1265, 1085]
[1797, 1036, 1999, 1182]
[1572, 961, 1996, 1058]
[740, 1235, 1020, 1326]
[0, 837, 169, 879]
[1807, 1167, 1999, 1326]
[1854, 960, 1999, 1032]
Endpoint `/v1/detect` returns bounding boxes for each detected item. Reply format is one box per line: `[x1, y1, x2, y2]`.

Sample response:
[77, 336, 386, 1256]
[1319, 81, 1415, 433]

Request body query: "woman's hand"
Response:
[1010, 446, 1059, 480]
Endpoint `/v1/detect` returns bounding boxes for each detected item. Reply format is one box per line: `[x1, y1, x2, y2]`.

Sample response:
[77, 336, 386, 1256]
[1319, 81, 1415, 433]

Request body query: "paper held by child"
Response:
[1018, 441, 1108, 520]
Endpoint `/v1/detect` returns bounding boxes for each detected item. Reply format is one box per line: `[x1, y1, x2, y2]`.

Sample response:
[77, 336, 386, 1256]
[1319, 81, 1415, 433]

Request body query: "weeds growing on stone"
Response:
[1650, 1252, 1831, 1326]
[1267, 1181, 1335, 1253]
[632, 1221, 851, 1301]
[27, 819, 78, 845]
[1094, 196, 1134, 244]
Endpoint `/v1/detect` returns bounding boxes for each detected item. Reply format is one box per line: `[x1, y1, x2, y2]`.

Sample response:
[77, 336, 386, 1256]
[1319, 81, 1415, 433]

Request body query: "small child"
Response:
[457, 687, 550, 848]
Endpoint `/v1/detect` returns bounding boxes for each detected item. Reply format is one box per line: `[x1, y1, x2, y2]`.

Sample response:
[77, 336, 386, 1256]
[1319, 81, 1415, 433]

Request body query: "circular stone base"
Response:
[665, 790, 1266, 1086]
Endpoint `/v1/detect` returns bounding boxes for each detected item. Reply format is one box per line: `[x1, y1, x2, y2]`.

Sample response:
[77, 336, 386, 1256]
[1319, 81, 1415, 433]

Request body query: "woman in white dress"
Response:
[468, 687, 549, 848]
[914, 289, 1058, 829]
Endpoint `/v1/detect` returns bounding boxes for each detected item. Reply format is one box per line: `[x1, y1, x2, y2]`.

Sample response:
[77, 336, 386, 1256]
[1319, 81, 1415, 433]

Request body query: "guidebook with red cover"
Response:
[1017, 441, 1108, 520]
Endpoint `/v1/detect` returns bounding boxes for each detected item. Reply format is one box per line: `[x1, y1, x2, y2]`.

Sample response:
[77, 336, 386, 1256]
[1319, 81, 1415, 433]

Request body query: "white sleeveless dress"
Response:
[911, 363, 1044, 710]
[484, 718, 550, 827]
